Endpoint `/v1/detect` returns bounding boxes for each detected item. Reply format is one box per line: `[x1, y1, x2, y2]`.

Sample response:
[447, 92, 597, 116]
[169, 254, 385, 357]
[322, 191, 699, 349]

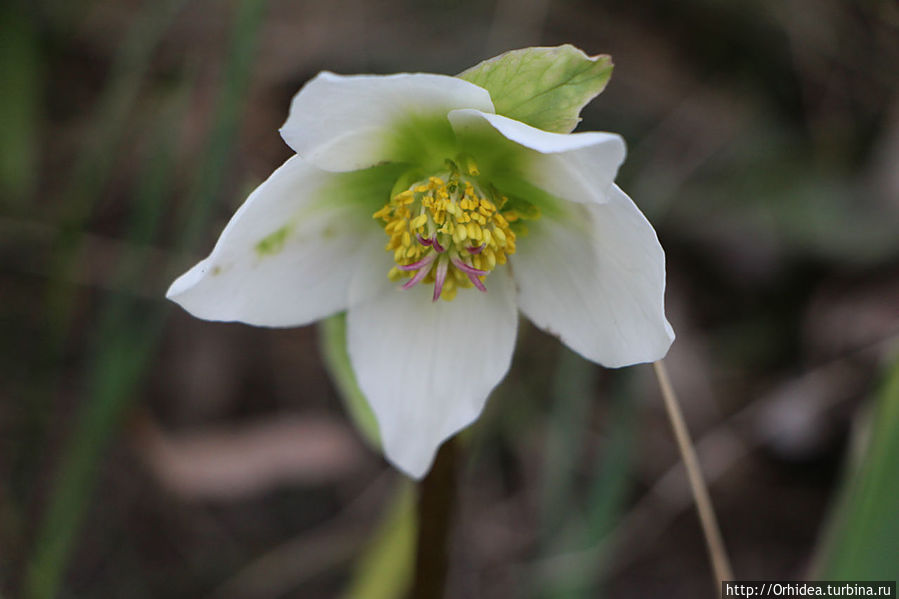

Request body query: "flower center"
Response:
[373, 165, 518, 301]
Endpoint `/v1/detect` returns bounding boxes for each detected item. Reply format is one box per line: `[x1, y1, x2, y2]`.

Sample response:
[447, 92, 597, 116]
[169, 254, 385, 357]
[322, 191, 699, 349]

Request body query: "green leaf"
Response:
[319, 313, 381, 448]
[458, 45, 613, 134]
[813, 355, 899, 580]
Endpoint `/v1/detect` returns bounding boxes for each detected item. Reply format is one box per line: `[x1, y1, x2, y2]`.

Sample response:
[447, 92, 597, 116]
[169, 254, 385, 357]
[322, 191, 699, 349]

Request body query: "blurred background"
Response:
[1, 0, 898, 597]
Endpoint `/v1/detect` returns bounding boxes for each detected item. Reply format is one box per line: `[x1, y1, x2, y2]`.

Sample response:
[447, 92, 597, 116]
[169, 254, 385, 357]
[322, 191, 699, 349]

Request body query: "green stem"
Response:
[410, 438, 459, 599]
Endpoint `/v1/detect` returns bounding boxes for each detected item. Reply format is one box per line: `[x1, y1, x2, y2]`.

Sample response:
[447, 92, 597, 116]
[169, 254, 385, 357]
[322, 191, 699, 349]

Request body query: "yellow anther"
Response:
[493, 228, 506, 243]
[485, 249, 496, 268]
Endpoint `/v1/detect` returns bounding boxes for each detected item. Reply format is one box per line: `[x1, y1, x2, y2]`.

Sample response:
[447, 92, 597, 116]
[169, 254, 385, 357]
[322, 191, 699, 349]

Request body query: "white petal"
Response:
[514, 185, 674, 367]
[280, 72, 494, 172]
[346, 270, 518, 478]
[448, 108, 626, 204]
[167, 155, 380, 326]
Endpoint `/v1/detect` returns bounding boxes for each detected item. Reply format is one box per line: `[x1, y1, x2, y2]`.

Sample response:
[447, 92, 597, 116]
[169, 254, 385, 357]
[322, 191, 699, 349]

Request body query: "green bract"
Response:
[459, 44, 613, 134]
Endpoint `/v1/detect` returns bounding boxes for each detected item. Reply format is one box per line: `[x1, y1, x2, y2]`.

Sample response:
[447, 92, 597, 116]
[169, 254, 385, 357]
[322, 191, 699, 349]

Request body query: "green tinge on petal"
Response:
[389, 167, 426, 199]
[490, 171, 567, 221]
[254, 224, 292, 256]
[248, 162, 406, 261]
[458, 45, 613, 134]
[323, 162, 410, 213]
[454, 122, 529, 179]
[384, 113, 460, 173]
[319, 313, 381, 448]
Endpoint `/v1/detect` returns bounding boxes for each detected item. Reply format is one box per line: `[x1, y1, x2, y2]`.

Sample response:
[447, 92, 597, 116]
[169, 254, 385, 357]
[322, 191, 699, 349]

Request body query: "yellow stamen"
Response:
[373, 164, 523, 301]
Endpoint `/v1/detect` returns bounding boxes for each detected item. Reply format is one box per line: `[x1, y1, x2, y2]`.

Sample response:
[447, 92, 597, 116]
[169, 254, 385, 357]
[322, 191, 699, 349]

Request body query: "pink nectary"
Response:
[467, 272, 487, 292]
[398, 253, 437, 272]
[466, 244, 485, 255]
[450, 257, 488, 276]
[417, 234, 433, 247]
[402, 263, 433, 290]
[432, 259, 448, 302]
[432, 238, 446, 253]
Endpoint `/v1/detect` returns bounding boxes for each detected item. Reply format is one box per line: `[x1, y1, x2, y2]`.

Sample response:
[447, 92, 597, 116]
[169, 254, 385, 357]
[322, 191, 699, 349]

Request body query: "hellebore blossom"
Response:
[167, 45, 674, 478]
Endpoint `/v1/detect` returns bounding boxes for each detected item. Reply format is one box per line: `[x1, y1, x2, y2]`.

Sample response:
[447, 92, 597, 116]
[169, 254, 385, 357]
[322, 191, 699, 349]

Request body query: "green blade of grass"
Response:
[342, 481, 416, 599]
[44, 0, 190, 334]
[539, 348, 597, 549]
[538, 372, 636, 599]
[175, 0, 267, 253]
[23, 84, 186, 599]
[12, 0, 189, 515]
[24, 1, 266, 595]
[813, 353, 899, 580]
[0, 2, 40, 208]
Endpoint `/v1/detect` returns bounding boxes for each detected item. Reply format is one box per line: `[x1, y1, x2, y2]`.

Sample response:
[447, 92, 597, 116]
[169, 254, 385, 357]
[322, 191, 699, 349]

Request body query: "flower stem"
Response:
[410, 437, 458, 599]
[653, 360, 734, 593]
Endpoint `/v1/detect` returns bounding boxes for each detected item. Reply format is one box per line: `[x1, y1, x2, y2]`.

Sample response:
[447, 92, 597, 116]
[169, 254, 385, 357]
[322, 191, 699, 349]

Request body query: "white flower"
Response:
[167, 48, 674, 478]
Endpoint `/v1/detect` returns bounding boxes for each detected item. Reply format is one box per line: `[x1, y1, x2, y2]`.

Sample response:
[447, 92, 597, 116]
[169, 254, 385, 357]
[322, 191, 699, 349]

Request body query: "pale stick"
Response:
[654, 360, 734, 594]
